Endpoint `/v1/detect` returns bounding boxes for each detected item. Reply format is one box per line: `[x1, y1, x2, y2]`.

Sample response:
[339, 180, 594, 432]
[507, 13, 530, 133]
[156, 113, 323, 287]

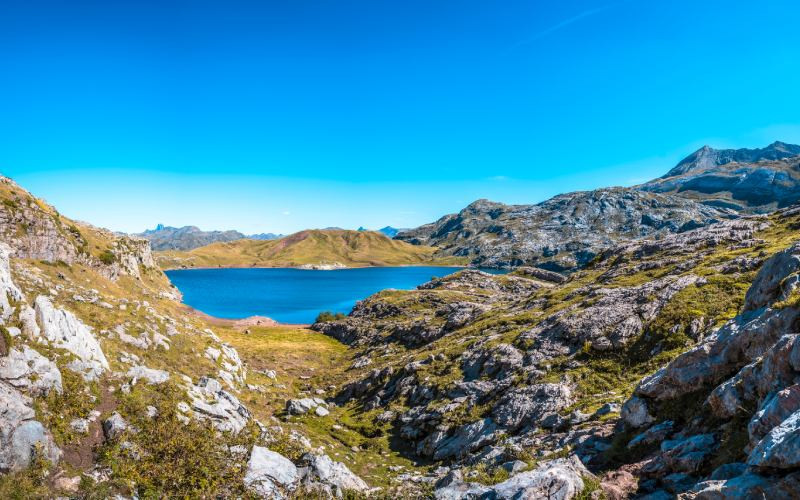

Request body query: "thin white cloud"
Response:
[281, 210, 291, 216]
[509, 2, 619, 49]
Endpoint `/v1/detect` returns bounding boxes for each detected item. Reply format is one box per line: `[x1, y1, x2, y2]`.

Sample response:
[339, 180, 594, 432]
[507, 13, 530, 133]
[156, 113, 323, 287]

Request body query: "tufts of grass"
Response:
[35, 366, 99, 445]
[0, 325, 12, 356]
[96, 382, 258, 498]
[98, 249, 116, 265]
[0, 445, 52, 499]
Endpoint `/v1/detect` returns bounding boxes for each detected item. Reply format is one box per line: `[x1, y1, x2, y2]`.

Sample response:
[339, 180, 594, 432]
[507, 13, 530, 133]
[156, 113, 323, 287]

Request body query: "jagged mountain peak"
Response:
[641, 140, 800, 212]
[662, 141, 800, 178]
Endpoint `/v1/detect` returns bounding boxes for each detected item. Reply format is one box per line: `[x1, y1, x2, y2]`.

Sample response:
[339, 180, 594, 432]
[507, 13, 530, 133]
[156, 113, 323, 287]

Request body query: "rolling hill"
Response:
[156, 229, 466, 269]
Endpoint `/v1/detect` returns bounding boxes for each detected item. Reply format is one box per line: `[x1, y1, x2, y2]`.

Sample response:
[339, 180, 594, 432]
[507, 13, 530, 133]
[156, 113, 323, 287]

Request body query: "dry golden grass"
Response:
[156, 229, 466, 269]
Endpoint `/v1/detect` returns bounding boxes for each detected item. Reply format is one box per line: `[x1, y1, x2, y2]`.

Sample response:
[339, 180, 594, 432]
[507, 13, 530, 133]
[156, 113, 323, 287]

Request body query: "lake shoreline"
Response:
[159, 263, 470, 272]
[166, 266, 504, 324]
[179, 303, 312, 329]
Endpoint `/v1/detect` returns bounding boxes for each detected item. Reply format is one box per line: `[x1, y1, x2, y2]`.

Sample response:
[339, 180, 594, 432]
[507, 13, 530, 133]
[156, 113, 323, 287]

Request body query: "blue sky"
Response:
[1, 0, 799, 234]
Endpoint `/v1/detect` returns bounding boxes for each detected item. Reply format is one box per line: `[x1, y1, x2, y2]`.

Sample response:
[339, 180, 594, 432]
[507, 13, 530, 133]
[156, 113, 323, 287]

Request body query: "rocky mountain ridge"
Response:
[396, 188, 735, 271]
[657, 141, 800, 179]
[398, 142, 800, 270]
[641, 142, 800, 212]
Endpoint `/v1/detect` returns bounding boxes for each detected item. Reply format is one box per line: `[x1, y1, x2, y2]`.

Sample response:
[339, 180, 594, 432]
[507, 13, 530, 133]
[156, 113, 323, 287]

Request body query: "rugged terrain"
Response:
[136, 224, 283, 251]
[398, 142, 800, 270]
[313, 204, 800, 498]
[156, 229, 465, 270]
[0, 176, 394, 498]
[396, 189, 734, 271]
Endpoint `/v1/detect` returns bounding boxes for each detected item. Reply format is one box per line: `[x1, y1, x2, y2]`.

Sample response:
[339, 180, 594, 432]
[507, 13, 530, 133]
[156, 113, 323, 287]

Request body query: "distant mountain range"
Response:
[136, 224, 283, 251]
[397, 141, 800, 270]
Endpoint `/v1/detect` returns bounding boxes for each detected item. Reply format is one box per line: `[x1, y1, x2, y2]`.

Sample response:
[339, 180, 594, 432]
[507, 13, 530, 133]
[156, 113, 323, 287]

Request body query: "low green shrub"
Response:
[98, 249, 116, 265]
[315, 311, 346, 322]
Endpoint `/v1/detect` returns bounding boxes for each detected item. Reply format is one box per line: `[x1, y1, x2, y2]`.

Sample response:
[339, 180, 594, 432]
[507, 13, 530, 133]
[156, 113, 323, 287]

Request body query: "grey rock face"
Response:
[0, 243, 24, 321]
[462, 343, 524, 381]
[435, 455, 592, 500]
[244, 446, 299, 498]
[747, 408, 800, 469]
[127, 365, 170, 385]
[299, 453, 369, 494]
[0, 177, 155, 280]
[102, 412, 129, 441]
[0, 380, 61, 471]
[628, 421, 674, 448]
[34, 295, 109, 379]
[397, 189, 733, 271]
[522, 274, 702, 360]
[492, 383, 573, 431]
[422, 418, 502, 461]
[184, 376, 251, 433]
[0, 346, 62, 395]
[743, 242, 800, 312]
[641, 142, 800, 212]
[661, 434, 716, 473]
[748, 385, 800, 447]
[681, 472, 800, 499]
[285, 397, 327, 416]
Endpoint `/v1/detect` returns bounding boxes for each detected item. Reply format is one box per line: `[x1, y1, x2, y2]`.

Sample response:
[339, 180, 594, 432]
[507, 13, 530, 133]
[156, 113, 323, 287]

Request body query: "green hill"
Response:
[155, 229, 466, 269]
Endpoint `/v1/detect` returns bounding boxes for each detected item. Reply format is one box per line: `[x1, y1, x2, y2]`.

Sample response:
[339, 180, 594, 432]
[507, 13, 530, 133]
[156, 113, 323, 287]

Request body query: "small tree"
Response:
[315, 311, 346, 323]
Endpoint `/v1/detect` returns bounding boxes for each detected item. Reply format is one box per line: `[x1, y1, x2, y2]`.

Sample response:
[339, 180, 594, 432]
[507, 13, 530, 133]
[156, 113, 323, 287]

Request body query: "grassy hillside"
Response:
[0, 177, 427, 496]
[156, 229, 467, 269]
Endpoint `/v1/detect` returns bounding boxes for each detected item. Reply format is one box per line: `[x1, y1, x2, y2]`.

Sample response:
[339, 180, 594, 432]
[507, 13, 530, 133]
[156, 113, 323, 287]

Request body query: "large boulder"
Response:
[747, 408, 800, 469]
[435, 455, 592, 500]
[299, 453, 369, 495]
[743, 242, 800, 312]
[681, 472, 800, 499]
[420, 418, 502, 461]
[102, 412, 129, 441]
[492, 383, 573, 431]
[127, 365, 170, 385]
[0, 243, 24, 320]
[34, 295, 109, 379]
[0, 382, 60, 471]
[184, 376, 251, 433]
[0, 346, 62, 395]
[244, 446, 299, 499]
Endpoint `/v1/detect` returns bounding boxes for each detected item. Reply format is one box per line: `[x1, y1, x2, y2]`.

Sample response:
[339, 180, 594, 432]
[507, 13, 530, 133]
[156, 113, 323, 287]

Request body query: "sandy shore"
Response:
[178, 304, 311, 329]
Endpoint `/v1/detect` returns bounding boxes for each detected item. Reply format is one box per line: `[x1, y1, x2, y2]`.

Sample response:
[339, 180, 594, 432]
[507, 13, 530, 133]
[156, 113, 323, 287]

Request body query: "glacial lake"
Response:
[166, 266, 504, 324]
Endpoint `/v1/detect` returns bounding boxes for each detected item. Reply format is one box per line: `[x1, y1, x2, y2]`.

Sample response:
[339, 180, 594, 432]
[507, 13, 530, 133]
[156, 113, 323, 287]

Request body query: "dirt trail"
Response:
[61, 382, 118, 471]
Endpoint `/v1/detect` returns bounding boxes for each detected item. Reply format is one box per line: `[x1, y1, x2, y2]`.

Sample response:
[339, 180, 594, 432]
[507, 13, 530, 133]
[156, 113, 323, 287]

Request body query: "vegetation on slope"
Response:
[156, 229, 466, 269]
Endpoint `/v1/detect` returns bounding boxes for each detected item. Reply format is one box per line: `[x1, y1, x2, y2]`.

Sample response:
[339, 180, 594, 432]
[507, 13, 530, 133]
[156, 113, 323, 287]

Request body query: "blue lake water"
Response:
[166, 267, 501, 324]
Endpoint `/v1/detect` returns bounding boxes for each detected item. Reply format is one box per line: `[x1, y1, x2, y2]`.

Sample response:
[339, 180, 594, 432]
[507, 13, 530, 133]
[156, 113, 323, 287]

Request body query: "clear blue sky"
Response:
[2, 0, 799, 234]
